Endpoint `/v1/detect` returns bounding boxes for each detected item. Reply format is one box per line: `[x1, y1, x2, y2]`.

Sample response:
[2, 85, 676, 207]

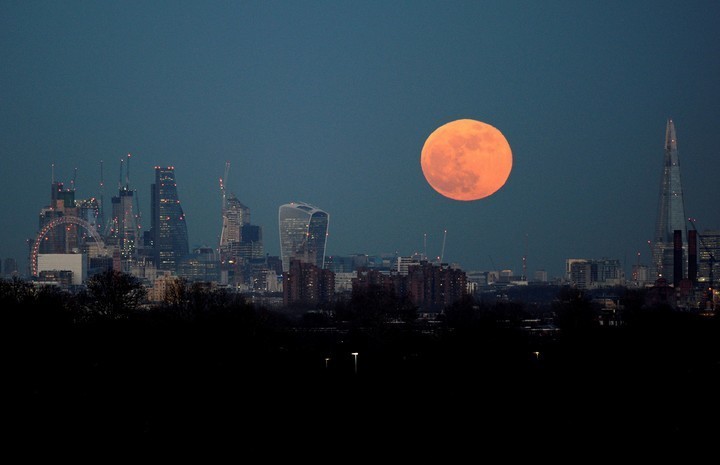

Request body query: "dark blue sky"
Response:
[2, 1, 719, 279]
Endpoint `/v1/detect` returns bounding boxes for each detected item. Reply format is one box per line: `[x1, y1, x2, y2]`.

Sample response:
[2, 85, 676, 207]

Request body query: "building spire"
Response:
[665, 118, 677, 153]
[652, 118, 687, 281]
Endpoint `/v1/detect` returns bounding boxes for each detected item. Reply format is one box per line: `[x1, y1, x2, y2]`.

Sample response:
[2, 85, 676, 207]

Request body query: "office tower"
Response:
[688, 229, 698, 284]
[106, 187, 137, 261]
[697, 230, 719, 293]
[38, 181, 77, 254]
[651, 119, 687, 281]
[219, 193, 250, 265]
[151, 167, 189, 271]
[239, 224, 263, 260]
[178, 246, 220, 283]
[278, 202, 329, 273]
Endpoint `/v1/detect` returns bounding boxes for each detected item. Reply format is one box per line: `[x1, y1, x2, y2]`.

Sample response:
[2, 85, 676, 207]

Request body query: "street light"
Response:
[533, 351, 540, 360]
[351, 352, 358, 374]
[325, 357, 331, 369]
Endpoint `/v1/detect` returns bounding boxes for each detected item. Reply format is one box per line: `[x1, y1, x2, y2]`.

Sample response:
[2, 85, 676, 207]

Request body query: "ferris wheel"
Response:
[31, 216, 108, 277]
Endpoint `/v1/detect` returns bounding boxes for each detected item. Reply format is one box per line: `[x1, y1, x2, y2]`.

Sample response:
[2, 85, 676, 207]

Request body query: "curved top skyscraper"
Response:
[152, 166, 189, 271]
[651, 119, 687, 281]
[278, 202, 329, 273]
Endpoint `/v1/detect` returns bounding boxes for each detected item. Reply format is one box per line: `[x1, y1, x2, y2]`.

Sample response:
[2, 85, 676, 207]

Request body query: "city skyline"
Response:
[2, 2, 719, 279]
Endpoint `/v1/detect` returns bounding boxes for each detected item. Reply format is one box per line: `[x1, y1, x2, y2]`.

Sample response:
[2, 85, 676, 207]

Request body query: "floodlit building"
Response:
[37, 253, 86, 285]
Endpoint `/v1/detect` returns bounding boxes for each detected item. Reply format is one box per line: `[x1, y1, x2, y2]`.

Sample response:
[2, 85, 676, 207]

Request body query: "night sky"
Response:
[2, 1, 719, 279]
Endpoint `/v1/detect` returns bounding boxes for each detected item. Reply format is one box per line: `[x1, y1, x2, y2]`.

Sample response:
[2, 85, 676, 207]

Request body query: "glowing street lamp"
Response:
[325, 357, 331, 369]
[351, 352, 358, 374]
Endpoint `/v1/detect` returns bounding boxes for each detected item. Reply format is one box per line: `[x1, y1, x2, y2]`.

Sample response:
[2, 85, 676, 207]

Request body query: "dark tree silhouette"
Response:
[553, 286, 597, 331]
[85, 269, 147, 318]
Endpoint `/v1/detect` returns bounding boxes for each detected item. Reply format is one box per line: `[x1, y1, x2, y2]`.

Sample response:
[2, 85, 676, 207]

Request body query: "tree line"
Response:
[3, 270, 719, 442]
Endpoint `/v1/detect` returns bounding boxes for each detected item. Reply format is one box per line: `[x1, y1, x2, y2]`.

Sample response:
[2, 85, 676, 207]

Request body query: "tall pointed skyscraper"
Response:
[651, 119, 687, 282]
[151, 166, 189, 271]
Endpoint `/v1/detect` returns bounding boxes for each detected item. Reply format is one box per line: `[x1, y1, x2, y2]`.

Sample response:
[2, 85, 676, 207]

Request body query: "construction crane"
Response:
[125, 153, 131, 187]
[220, 161, 230, 210]
[218, 162, 231, 256]
[98, 160, 105, 235]
[134, 189, 143, 232]
[688, 218, 716, 311]
[522, 233, 528, 281]
[118, 157, 124, 190]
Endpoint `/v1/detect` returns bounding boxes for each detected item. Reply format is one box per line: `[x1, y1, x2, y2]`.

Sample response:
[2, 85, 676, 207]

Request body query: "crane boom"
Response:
[126, 153, 131, 187]
[99, 160, 105, 235]
[220, 161, 230, 210]
[522, 232, 528, 281]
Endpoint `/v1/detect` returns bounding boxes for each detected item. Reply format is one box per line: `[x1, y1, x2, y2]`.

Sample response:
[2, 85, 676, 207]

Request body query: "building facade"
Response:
[652, 119, 687, 282]
[151, 167, 189, 272]
[278, 202, 329, 273]
[282, 259, 335, 306]
[107, 187, 138, 263]
[219, 193, 250, 266]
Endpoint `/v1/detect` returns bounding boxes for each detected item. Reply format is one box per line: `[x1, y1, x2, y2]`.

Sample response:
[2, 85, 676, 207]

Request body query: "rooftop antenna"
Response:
[51, 163, 55, 184]
[423, 233, 427, 261]
[99, 160, 105, 235]
[440, 229, 447, 264]
[522, 232, 528, 281]
[71, 167, 78, 191]
[118, 157, 124, 190]
[126, 153, 131, 188]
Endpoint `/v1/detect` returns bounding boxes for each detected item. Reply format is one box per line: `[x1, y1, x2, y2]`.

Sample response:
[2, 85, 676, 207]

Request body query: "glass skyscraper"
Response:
[652, 119, 687, 281]
[107, 187, 137, 261]
[278, 202, 329, 273]
[151, 166, 189, 271]
[219, 193, 250, 264]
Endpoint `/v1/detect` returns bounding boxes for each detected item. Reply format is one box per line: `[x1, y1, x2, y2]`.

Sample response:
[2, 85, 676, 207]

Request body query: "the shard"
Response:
[651, 119, 687, 282]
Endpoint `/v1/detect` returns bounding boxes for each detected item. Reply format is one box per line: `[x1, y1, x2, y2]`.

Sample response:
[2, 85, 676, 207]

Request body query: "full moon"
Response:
[421, 119, 512, 201]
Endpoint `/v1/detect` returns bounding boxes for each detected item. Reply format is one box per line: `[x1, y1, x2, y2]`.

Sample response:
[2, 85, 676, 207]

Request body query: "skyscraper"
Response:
[278, 202, 329, 273]
[151, 166, 189, 271]
[651, 119, 687, 282]
[107, 187, 137, 262]
[219, 193, 250, 265]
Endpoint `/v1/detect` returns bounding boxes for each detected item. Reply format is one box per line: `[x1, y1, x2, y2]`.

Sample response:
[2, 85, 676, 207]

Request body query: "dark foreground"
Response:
[6, 310, 720, 450]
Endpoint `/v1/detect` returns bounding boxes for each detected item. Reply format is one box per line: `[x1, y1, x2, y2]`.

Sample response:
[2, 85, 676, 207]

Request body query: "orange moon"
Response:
[421, 119, 512, 201]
